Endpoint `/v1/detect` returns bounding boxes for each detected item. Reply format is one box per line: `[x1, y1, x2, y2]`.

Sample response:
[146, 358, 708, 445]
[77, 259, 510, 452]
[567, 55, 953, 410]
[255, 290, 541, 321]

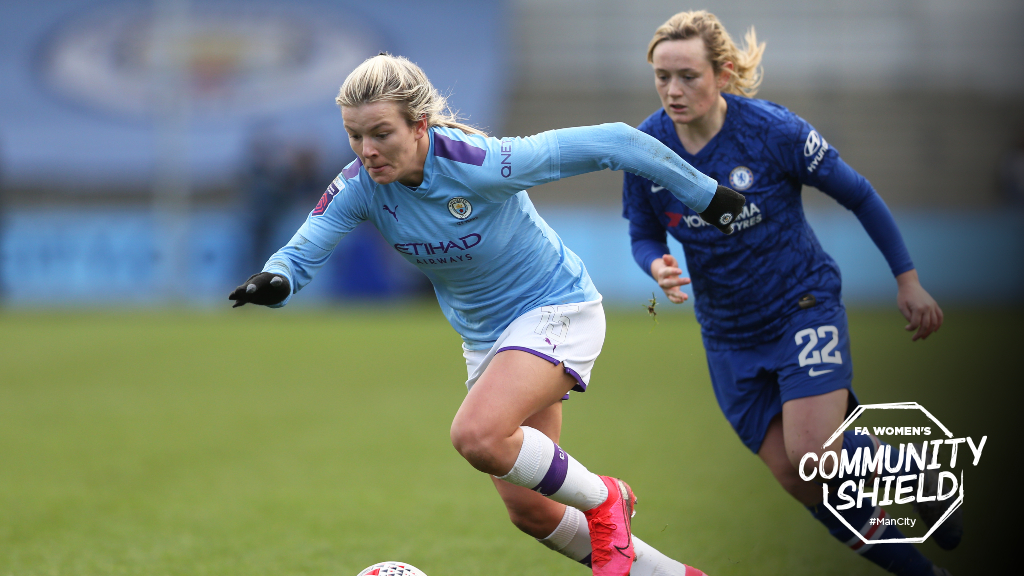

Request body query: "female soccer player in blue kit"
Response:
[229, 54, 744, 576]
[622, 11, 956, 576]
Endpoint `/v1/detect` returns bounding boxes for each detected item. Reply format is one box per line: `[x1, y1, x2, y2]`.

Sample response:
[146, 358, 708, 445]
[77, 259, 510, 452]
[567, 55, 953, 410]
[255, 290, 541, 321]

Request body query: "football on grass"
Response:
[357, 561, 428, 576]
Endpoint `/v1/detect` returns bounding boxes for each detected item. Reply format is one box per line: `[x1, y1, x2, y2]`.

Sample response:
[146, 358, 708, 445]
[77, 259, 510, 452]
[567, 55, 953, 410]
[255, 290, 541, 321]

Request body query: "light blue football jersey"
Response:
[264, 123, 717, 349]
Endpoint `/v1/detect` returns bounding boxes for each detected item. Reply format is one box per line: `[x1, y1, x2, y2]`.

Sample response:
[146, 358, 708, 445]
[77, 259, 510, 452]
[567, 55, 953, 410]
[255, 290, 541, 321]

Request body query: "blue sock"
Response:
[809, 502, 933, 576]
[806, 432, 934, 576]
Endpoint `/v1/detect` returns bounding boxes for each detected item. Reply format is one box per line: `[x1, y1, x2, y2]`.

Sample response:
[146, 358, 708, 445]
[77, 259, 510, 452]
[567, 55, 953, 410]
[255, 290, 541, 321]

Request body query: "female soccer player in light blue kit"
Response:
[622, 11, 955, 576]
[230, 54, 744, 576]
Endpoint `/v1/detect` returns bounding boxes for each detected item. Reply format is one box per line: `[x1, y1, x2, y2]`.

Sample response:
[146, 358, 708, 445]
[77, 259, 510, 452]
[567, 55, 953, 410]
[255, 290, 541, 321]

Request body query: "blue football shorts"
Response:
[704, 305, 858, 453]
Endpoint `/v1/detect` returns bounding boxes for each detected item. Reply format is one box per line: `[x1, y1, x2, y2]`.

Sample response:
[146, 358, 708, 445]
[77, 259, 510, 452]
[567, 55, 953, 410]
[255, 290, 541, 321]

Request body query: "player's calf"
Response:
[912, 468, 963, 550]
[839, 435, 962, 550]
[493, 479, 566, 539]
[801, 433, 946, 576]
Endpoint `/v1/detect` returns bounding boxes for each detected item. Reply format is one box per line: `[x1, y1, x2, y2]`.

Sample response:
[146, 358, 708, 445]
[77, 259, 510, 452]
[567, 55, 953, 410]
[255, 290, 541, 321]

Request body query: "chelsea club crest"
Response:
[448, 197, 472, 219]
[728, 166, 754, 191]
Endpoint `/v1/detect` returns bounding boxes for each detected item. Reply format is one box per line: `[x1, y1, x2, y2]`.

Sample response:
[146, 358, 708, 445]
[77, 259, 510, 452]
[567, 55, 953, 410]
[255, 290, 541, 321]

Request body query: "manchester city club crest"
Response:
[729, 166, 754, 191]
[448, 197, 472, 219]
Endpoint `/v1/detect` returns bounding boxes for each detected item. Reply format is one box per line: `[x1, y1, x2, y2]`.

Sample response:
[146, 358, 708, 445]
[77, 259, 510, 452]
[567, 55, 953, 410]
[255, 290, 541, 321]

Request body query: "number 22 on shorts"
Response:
[795, 325, 842, 376]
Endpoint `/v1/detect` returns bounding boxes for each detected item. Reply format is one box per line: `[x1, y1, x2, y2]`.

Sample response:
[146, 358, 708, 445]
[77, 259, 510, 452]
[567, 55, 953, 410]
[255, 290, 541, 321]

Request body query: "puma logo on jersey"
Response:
[383, 204, 398, 221]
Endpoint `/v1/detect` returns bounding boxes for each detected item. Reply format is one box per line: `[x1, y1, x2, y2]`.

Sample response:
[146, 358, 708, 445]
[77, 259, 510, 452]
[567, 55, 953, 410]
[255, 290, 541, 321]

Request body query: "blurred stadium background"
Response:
[1, 1, 1021, 575]
[2, 0, 1022, 305]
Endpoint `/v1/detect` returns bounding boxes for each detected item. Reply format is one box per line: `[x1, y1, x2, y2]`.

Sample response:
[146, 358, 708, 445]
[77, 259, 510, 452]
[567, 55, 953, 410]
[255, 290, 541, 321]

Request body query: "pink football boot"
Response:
[583, 476, 637, 576]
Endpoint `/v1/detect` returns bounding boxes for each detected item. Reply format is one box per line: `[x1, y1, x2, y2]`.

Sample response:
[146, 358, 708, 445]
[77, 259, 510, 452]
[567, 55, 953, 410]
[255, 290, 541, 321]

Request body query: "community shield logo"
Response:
[448, 197, 472, 219]
[799, 402, 986, 548]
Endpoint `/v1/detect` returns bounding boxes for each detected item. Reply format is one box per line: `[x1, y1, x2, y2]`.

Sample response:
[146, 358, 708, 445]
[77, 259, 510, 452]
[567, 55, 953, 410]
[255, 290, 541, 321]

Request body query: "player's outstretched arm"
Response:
[896, 269, 943, 341]
[228, 272, 290, 308]
[552, 123, 745, 234]
[812, 157, 941, 339]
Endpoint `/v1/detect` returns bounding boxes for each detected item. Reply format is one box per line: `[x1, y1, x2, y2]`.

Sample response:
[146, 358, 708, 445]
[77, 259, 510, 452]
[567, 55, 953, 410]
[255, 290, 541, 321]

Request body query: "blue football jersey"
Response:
[265, 123, 718, 349]
[623, 94, 854, 349]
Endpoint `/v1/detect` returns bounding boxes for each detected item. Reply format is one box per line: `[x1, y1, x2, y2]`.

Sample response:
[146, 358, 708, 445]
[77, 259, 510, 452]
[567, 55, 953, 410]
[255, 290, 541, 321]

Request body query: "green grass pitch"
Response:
[0, 305, 1013, 575]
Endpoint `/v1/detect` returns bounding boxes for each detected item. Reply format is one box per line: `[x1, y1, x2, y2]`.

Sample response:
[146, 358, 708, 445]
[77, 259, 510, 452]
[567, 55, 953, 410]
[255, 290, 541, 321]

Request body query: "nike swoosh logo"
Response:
[651, 185, 665, 192]
[808, 367, 835, 376]
[614, 544, 632, 558]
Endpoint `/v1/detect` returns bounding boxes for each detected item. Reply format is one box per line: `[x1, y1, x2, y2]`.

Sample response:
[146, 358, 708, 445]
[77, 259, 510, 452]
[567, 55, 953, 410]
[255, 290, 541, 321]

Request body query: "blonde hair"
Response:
[336, 53, 486, 136]
[647, 11, 765, 98]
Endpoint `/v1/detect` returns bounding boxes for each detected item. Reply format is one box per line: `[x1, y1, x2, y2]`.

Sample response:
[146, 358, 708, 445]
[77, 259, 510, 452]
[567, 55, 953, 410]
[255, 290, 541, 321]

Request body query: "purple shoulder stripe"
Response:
[434, 133, 486, 166]
[342, 158, 363, 179]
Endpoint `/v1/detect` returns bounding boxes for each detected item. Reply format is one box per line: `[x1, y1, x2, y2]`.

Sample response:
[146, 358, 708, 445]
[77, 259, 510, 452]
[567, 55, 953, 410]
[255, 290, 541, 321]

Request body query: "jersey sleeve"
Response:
[555, 123, 717, 211]
[622, 171, 670, 278]
[786, 116, 842, 187]
[453, 130, 561, 203]
[817, 157, 915, 277]
[467, 123, 717, 211]
[783, 115, 915, 278]
[261, 170, 370, 306]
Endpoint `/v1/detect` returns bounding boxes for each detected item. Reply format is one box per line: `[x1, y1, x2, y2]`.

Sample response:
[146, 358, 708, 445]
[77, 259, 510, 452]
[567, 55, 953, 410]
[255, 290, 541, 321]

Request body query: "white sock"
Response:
[538, 505, 592, 562]
[538, 507, 700, 576]
[497, 426, 608, 511]
[633, 537, 698, 576]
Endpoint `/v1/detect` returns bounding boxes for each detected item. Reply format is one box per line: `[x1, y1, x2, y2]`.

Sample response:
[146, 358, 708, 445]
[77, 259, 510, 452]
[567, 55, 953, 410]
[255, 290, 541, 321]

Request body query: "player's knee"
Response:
[448, 417, 477, 457]
[449, 417, 502, 471]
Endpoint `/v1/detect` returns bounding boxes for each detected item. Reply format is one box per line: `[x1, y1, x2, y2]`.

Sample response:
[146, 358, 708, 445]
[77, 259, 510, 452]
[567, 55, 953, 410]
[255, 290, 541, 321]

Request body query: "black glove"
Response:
[228, 273, 290, 308]
[699, 185, 746, 234]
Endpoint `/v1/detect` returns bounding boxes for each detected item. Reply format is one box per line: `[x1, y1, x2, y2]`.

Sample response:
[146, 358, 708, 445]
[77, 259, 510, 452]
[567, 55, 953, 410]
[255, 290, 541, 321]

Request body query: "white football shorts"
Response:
[463, 297, 606, 397]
